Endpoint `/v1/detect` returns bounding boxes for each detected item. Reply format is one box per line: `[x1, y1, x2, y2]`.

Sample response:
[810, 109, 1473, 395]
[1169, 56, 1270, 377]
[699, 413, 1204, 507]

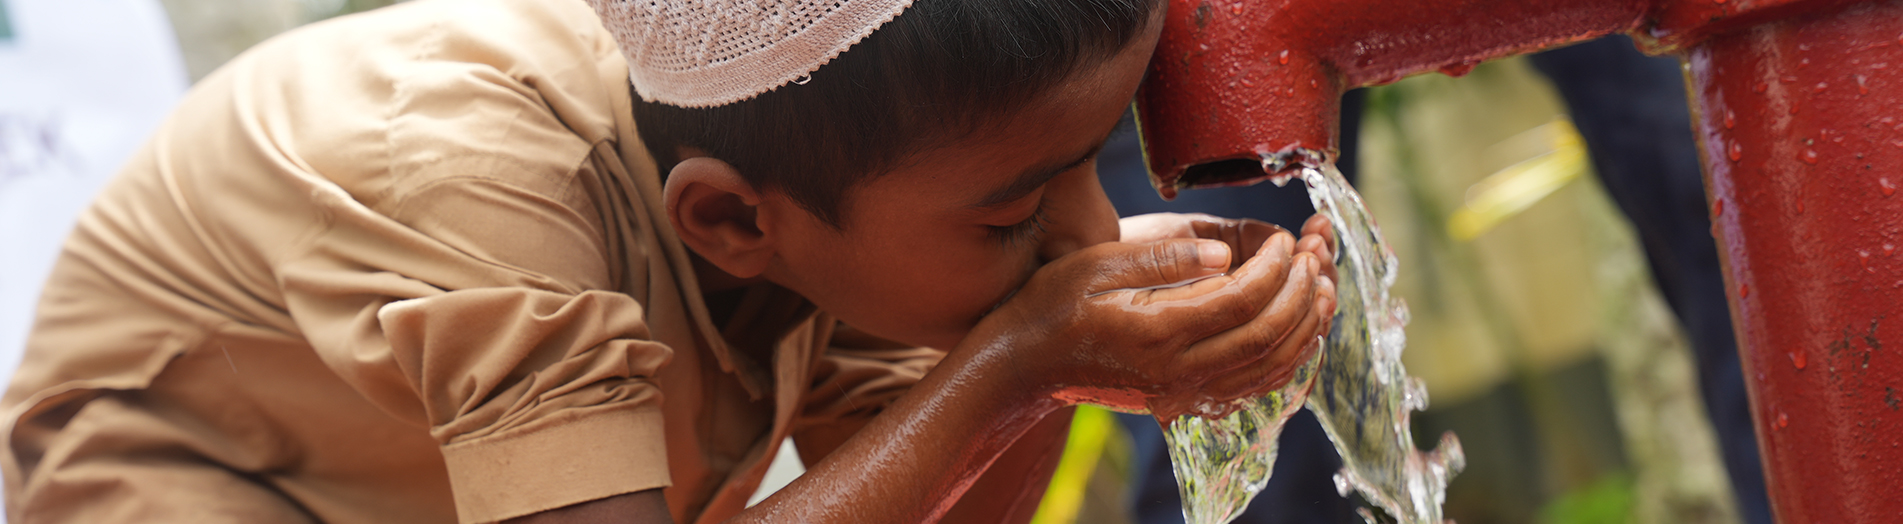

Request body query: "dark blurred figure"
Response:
[1529, 35, 1770, 524]
[1100, 35, 1770, 524]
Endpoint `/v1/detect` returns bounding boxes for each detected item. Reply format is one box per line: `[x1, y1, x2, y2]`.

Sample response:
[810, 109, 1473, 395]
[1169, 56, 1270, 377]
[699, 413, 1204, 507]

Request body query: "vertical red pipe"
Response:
[1686, 2, 1903, 521]
[1137, 0, 1903, 521]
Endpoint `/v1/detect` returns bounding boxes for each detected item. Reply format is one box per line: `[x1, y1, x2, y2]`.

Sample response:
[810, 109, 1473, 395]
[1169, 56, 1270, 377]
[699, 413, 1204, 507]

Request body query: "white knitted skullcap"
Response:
[587, 0, 916, 108]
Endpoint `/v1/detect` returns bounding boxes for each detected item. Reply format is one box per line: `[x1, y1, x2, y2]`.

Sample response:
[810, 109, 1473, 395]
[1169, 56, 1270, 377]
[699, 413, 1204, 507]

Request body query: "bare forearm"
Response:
[738, 340, 1060, 523]
[941, 405, 1072, 524]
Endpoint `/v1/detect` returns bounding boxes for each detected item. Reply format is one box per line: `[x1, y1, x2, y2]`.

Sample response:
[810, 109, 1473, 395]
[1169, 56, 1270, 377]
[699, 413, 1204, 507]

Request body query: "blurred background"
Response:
[0, 1, 1751, 524]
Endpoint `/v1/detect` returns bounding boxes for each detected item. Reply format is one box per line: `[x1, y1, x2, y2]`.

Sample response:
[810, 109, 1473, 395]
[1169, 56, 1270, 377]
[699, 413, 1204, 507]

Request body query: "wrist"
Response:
[949, 321, 1067, 418]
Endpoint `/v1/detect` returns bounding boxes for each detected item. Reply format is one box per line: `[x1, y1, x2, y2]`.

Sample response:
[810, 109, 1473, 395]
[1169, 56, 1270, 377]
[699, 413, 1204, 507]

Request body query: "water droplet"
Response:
[1860, 249, 1873, 268]
[1883, 178, 1897, 197]
[1279, 49, 1290, 65]
[1781, 75, 1798, 84]
[1814, 82, 1830, 93]
[1791, 348, 1807, 369]
[1728, 141, 1743, 161]
[1885, 243, 1896, 257]
[1799, 43, 1812, 52]
[1800, 149, 1820, 164]
[1755, 82, 1769, 93]
[1739, 283, 1749, 297]
[1724, 110, 1736, 129]
[1777, 410, 1789, 429]
[1893, 140, 1903, 149]
[1801, 58, 1812, 68]
[1199, 43, 1211, 51]
[1857, 74, 1871, 95]
[1714, 198, 1726, 217]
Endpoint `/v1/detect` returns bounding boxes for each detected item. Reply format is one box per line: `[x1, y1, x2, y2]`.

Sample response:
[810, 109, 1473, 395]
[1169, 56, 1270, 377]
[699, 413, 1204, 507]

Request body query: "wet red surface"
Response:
[1688, 3, 1903, 521]
[1134, 0, 1651, 196]
[1136, 0, 1903, 521]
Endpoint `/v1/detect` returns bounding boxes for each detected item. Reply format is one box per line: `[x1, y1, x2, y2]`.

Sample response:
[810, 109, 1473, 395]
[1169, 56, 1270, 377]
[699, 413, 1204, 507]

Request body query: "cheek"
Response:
[805, 230, 1037, 345]
[877, 233, 1033, 321]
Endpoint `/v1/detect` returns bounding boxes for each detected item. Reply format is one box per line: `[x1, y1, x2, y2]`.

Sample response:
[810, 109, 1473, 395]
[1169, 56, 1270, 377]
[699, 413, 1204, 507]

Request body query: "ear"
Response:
[663, 157, 776, 279]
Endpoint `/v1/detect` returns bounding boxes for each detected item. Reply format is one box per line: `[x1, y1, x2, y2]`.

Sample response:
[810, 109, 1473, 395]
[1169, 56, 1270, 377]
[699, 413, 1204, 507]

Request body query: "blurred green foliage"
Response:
[1542, 472, 1636, 524]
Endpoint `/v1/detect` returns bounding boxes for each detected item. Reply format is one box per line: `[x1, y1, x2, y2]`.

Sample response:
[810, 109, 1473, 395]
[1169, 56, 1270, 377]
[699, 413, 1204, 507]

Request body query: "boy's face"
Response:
[759, 20, 1164, 351]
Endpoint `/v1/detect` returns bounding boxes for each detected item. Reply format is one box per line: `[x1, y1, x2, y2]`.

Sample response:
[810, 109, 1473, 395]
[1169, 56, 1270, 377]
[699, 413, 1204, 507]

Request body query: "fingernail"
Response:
[1319, 275, 1334, 291]
[1197, 240, 1231, 268]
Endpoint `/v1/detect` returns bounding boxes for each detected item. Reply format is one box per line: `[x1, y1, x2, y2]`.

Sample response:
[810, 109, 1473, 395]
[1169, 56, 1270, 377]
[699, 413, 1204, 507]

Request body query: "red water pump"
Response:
[1135, 1, 1903, 522]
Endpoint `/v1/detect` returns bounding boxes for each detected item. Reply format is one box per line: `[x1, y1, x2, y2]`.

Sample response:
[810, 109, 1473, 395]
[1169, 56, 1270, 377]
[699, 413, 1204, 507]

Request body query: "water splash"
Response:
[1161, 161, 1464, 524]
[1161, 346, 1319, 524]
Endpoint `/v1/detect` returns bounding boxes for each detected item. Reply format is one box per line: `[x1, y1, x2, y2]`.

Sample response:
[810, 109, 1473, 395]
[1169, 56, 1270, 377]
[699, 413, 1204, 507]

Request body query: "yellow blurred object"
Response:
[1447, 119, 1589, 241]
[1031, 406, 1118, 524]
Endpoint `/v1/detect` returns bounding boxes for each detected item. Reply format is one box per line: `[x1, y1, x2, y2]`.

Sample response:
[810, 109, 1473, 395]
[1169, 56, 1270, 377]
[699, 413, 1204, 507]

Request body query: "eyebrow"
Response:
[966, 120, 1123, 210]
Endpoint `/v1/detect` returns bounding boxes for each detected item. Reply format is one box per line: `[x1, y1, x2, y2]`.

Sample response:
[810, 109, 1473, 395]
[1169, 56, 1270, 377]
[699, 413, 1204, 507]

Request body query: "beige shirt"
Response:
[0, 0, 940, 522]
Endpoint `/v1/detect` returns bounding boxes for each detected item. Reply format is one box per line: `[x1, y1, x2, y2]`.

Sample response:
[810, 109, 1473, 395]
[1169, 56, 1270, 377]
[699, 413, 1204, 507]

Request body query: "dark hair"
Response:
[632, 0, 1160, 227]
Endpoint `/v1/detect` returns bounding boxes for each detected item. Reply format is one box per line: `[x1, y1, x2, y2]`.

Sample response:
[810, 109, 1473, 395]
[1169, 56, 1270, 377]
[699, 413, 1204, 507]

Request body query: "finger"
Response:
[1296, 214, 1339, 282]
[1079, 239, 1233, 295]
[1302, 214, 1336, 248]
[1109, 233, 1298, 345]
[1169, 252, 1319, 380]
[1315, 274, 1338, 321]
[1142, 230, 1296, 304]
[1198, 295, 1324, 401]
[1296, 233, 1329, 260]
[1200, 273, 1337, 399]
[1190, 218, 1286, 270]
[1117, 213, 1194, 243]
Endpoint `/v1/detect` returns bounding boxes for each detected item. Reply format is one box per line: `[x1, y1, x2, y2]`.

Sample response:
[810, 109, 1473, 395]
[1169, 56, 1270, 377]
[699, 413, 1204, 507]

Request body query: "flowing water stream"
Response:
[1160, 161, 1465, 524]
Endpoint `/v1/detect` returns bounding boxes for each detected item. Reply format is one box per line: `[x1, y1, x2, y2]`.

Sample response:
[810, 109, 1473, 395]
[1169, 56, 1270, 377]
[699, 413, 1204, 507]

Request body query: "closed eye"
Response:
[986, 203, 1050, 248]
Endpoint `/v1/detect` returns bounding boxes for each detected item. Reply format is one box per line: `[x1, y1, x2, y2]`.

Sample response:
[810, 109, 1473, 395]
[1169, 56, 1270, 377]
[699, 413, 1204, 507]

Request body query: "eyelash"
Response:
[987, 205, 1051, 247]
[989, 202, 1050, 247]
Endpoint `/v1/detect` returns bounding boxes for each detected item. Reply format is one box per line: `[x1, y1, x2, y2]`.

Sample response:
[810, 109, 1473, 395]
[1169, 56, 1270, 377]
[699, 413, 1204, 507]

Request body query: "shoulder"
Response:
[226, 0, 631, 209]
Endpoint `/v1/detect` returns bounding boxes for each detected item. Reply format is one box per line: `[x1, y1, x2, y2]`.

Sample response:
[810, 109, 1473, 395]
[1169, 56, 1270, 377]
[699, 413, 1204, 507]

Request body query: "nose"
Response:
[1037, 162, 1121, 264]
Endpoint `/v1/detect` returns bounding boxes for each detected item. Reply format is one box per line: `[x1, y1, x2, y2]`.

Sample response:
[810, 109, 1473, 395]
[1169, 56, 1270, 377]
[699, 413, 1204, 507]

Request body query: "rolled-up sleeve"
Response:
[278, 162, 672, 522]
[791, 324, 944, 462]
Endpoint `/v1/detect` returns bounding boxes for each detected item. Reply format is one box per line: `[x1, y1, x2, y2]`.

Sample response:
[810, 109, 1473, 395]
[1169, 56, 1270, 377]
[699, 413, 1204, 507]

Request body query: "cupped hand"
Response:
[972, 230, 1336, 418]
[1120, 212, 1338, 285]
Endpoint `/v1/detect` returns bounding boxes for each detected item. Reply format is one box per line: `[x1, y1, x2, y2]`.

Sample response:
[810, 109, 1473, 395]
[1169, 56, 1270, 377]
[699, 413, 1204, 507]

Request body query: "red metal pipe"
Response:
[1135, 0, 1652, 198]
[1136, 0, 1903, 521]
[1686, 3, 1903, 521]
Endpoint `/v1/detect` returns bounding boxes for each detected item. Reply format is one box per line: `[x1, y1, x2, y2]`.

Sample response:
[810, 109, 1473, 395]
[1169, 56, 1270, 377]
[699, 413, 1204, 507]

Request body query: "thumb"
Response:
[1083, 239, 1232, 295]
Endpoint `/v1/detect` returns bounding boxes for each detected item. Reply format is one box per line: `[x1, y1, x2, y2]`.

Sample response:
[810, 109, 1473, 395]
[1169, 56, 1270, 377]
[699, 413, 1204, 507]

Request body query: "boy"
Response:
[1, 0, 1338, 522]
